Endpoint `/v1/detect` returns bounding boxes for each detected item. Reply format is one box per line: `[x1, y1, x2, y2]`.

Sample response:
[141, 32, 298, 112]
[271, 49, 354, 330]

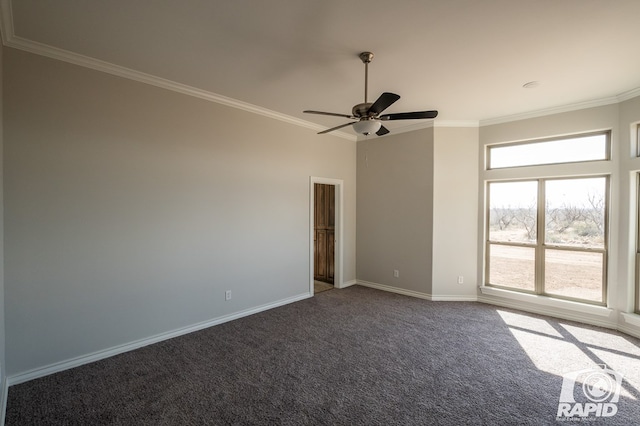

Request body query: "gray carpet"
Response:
[6, 286, 640, 425]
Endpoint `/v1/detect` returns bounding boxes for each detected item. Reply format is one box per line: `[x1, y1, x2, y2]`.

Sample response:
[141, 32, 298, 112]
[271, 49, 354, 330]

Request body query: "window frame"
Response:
[636, 172, 640, 314]
[486, 131, 611, 170]
[485, 179, 538, 294]
[485, 175, 610, 306]
[634, 123, 640, 314]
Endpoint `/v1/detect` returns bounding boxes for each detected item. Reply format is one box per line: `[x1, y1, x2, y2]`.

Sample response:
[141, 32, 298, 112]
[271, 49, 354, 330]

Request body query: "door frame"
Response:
[309, 176, 344, 295]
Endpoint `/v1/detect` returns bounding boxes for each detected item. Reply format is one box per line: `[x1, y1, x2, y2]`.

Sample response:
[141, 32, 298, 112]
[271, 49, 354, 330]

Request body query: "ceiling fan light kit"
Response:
[304, 51, 438, 137]
[352, 119, 382, 135]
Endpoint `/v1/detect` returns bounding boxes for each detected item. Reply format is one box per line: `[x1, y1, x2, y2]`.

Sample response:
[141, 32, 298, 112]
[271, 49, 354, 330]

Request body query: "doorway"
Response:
[314, 183, 335, 293]
[309, 177, 343, 295]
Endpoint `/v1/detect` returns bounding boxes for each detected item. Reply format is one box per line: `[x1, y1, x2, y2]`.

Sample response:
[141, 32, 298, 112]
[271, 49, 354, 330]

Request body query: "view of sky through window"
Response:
[489, 134, 608, 169]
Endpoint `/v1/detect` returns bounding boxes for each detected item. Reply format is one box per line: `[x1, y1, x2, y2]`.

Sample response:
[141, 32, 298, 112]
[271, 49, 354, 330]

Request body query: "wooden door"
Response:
[314, 184, 335, 284]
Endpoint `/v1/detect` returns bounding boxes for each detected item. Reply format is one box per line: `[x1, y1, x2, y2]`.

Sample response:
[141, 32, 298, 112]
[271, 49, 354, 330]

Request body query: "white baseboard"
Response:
[357, 280, 433, 300]
[619, 313, 640, 339]
[356, 280, 477, 301]
[430, 295, 479, 302]
[476, 287, 640, 338]
[7, 292, 312, 386]
[478, 286, 613, 317]
[7, 280, 639, 399]
[620, 311, 640, 327]
[617, 323, 640, 339]
[339, 280, 357, 289]
[476, 294, 617, 329]
[356, 281, 634, 333]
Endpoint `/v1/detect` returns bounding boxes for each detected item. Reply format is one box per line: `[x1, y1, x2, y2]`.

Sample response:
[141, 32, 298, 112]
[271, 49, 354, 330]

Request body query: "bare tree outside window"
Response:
[543, 177, 606, 302]
[489, 181, 537, 244]
[487, 177, 607, 304]
[545, 178, 606, 249]
[488, 181, 537, 292]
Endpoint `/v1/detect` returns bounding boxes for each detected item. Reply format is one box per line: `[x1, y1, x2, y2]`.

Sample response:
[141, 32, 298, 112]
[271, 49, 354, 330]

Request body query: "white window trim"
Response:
[479, 285, 613, 317]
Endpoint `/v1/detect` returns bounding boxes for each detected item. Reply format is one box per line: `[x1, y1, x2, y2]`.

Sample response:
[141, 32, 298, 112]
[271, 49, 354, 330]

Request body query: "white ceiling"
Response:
[2, 0, 640, 139]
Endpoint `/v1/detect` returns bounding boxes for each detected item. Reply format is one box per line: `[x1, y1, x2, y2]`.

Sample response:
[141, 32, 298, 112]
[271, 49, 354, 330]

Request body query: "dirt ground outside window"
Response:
[489, 244, 603, 302]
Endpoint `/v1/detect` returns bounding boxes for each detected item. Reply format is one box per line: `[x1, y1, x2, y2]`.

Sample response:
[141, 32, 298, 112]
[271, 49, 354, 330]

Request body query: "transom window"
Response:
[488, 132, 609, 169]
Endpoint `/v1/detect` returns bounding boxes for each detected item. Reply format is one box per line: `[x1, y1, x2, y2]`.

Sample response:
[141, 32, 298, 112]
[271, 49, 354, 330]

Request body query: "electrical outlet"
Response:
[225, 290, 232, 301]
[457, 276, 464, 284]
[393, 269, 399, 278]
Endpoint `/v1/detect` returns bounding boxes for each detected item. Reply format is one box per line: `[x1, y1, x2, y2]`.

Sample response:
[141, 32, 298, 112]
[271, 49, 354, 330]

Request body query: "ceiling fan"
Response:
[304, 52, 438, 137]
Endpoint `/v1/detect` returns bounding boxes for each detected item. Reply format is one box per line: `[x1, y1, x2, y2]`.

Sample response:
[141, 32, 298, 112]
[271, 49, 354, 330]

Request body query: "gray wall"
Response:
[356, 126, 480, 300]
[356, 129, 434, 294]
[432, 127, 479, 298]
[4, 47, 356, 376]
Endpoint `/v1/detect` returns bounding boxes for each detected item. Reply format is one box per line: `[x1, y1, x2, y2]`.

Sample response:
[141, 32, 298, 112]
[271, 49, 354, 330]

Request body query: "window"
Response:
[485, 132, 610, 305]
[487, 177, 608, 304]
[487, 181, 537, 292]
[488, 132, 609, 169]
[544, 177, 607, 302]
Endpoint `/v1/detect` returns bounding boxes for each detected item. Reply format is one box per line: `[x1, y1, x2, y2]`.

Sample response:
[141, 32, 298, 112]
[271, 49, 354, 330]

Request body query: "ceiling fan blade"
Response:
[380, 110, 438, 120]
[318, 121, 357, 134]
[304, 110, 353, 119]
[376, 125, 390, 136]
[368, 92, 401, 116]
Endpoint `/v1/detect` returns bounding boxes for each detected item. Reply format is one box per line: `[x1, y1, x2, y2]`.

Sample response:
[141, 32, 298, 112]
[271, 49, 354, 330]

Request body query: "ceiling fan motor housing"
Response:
[352, 102, 373, 118]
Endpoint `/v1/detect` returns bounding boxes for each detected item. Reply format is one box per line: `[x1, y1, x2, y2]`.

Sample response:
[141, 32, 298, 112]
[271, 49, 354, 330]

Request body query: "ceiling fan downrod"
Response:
[359, 51, 374, 104]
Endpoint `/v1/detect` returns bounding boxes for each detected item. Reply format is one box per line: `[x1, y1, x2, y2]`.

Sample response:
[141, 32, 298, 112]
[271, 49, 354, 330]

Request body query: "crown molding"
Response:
[435, 120, 479, 128]
[480, 86, 640, 127]
[5, 35, 357, 141]
[0, 1, 356, 142]
[618, 87, 640, 103]
[480, 96, 620, 127]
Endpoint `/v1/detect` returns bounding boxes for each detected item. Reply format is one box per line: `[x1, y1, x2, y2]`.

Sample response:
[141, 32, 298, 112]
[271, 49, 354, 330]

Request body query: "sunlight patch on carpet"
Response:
[497, 309, 640, 404]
